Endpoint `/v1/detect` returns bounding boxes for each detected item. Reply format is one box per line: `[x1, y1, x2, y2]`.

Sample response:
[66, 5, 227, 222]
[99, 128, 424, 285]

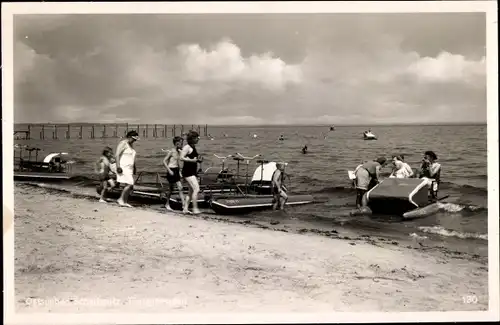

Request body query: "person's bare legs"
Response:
[99, 180, 109, 202]
[279, 191, 288, 210]
[185, 176, 200, 214]
[165, 183, 174, 210]
[176, 181, 186, 208]
[183, 185, 192, 213]
[118, 184, 133, 207]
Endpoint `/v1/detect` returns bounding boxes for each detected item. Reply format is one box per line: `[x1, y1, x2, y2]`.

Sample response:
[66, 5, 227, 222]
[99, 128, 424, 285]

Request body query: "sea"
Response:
[13, 124, 490, 261]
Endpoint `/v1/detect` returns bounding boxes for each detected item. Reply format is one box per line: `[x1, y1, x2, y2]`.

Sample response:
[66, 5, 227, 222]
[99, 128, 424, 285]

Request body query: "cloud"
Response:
[12, 14, 487, 125]
[177, 39, 302, 92]
[407, 51, 486, 84]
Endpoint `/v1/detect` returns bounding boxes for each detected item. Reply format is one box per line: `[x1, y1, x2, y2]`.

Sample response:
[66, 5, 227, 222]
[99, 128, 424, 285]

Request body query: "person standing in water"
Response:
[96, 146, 116, 203]
[272, 162, 288, 210]
[180, 131, 203, 214]
[354, 157, 387, 209]
[419, 151, 442, 202]
[115, 130, 139, 208]
[163, 136, 185, 211]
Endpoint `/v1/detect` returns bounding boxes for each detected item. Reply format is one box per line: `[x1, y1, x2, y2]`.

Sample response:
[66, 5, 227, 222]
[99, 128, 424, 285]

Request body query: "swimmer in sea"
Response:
[302, 145, 308, 154]
[96, 146, 116, 203]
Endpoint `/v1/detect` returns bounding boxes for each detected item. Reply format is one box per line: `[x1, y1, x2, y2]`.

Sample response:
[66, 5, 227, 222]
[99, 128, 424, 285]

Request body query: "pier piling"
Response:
[15, 123, 209, 141]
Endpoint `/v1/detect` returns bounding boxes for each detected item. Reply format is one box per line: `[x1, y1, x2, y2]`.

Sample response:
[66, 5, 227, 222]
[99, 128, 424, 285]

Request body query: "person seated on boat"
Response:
[115, 130, 139, 208]
[180, 130, 203, 215]
[163, 136, 186, 211]
[418, 151, 442, 202]
[271, 162, 288, 210]
[390, 155, 413, 178]
[302, 145, 308, 154]
[354, 157, 387, 209]
[96, 146, 117, 203]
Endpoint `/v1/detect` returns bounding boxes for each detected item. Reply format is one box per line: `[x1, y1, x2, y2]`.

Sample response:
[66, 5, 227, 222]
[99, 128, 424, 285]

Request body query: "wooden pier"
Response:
[14, 123, 209, 140]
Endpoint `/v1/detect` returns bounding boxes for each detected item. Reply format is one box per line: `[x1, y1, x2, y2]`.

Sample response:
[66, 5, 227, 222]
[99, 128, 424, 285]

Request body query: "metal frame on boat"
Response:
[102, 152, 315, 214]
[14, 144, 75, 181]
[200, 153, 315, 215]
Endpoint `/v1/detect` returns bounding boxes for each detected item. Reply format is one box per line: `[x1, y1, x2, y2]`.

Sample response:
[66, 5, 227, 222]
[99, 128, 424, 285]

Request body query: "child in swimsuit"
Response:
[96, 146, 116, 203]
[163, 136, 186, 211]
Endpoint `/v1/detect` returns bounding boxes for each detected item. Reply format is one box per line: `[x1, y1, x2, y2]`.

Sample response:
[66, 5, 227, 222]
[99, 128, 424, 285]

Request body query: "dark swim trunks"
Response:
[99, 173, 110, 182]
[166, 167, 181, 183]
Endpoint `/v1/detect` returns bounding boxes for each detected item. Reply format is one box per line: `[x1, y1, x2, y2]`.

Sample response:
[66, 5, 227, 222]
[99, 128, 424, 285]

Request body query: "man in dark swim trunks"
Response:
[163, 136, 186, 211]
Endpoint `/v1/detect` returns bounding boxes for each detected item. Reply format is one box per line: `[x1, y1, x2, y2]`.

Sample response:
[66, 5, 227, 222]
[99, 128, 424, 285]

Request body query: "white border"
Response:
[2, 1, 499, 324]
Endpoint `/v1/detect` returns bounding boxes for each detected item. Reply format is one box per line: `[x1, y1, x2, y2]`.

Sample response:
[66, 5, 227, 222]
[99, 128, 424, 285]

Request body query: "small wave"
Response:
[418, 225, 487, 241]
[439, 181, 487, 193]
[436, 202, 466, 213]
[435, 202, 486, 214]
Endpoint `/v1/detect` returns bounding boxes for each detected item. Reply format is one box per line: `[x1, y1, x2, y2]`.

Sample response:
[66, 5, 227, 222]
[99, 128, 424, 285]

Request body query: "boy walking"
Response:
[163, 136, 186, 211]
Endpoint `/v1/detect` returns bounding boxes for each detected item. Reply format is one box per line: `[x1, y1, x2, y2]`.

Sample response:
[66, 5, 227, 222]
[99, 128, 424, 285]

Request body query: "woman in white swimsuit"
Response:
[115, 130, 139, 207]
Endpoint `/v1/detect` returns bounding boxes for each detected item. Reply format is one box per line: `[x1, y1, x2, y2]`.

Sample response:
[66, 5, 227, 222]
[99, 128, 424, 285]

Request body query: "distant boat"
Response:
[363, 131, 377, 140]
[330, 126, 335, 131]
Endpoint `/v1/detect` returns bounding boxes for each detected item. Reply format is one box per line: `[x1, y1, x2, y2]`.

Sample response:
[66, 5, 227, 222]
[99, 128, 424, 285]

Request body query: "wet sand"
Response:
[13, 183, 488, 313]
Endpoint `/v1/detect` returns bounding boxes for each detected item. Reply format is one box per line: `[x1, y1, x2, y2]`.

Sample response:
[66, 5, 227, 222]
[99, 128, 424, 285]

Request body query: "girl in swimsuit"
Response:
[180, 131, 202, 214]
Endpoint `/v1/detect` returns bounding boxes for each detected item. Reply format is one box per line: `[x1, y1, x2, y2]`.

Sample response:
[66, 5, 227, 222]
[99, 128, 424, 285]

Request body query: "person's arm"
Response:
[96, 157, 104, 173]
[375, 165, 382, 182]
[406, 164, 414, 177]
[163, 152, 173, 174]
[115, 141, 125, 171]
[429, 163, 441, 178]
[180, 146, 197, 162]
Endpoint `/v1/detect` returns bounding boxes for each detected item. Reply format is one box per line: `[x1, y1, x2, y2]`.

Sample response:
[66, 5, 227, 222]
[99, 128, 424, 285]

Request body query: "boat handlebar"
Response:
[236, 153, 261, 161]
[214, 154, 233, 160]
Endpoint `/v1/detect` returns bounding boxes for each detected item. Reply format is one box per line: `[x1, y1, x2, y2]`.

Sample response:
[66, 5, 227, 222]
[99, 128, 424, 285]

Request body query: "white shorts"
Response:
[116, 166, 134, 185]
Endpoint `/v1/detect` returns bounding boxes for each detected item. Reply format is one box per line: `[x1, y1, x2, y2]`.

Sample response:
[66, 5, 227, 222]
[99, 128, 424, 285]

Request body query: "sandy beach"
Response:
[13, 183, 488, 313]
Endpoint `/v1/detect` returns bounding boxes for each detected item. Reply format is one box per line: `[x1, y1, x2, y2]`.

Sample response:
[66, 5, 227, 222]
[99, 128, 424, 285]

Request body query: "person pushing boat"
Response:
[354, 157, 387, 209]
[163, 136, 186, 211]
[271, 162, 288, 210]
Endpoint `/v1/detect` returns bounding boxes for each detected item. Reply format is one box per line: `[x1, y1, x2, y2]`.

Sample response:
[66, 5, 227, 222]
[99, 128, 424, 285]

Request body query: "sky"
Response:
[13, 13, 487, 125]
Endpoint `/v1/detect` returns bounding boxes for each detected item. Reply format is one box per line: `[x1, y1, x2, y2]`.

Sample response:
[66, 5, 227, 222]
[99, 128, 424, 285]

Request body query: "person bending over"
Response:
[354, 157, 387, 209]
